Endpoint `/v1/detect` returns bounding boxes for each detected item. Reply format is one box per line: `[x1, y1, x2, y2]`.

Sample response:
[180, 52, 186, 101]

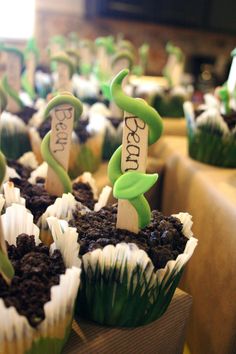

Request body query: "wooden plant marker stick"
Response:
[117, 110, 148, 233]
[57, 62, 72, 92]
[45, 102, 74, 196]
[166, 54, 183, 87]
[7, 52, 21, 112]
[110, 58, 130, 117]
[26, 52, 36, 90]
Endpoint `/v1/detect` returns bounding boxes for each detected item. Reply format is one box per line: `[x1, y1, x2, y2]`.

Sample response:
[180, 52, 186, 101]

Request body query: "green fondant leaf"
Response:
[0, 249, 14, 281]
[100, 82, 112, 101]
[113, 171, 158, 200]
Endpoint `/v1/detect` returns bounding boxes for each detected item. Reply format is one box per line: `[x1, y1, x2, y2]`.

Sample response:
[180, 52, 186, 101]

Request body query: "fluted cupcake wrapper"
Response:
[38, 193, 86, 245]
[2, 182, 26, 209]
[184, 102, 236, 167]
[0, 205, 81, 354]
[52, 212, 197, 327]
[0, 267, 81, 354]
[0, 112, 31, 160]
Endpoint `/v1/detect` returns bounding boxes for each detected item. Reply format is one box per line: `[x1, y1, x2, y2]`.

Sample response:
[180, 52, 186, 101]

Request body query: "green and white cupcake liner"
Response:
[49, 212, 197, 327]
[184, 102, 236, 167]
[0, 203, 81, 354]
[0, 112, 31, 160]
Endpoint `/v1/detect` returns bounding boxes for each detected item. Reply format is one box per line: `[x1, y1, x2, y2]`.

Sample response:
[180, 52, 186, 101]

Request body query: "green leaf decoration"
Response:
[100, 82, 112, 101]
[50, 54, 75, 78]
[114, 172, 158, 200]
[0, 249, 14, 283]
[0, 44, 24, 67]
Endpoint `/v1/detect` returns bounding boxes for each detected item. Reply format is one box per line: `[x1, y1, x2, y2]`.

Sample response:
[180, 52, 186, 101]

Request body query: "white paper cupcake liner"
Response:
[47, 216, 81, 269]
[76, 212, 197, 326]
[1, 203, 40, 245]
[17, 151, 39, 170]
[94, 185, 112, 212]
[73, 171, 98, 199]
[0, 202, 81, 354]
[28, 162, 48, 184]
[2, 182, 26, 208]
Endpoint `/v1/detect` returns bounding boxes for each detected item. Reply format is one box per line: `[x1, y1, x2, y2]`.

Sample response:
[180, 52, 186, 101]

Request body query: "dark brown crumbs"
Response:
[74, 117, 91, 144]
[9, 178, 95, 222]
[7, 160, 33, 180]
[14, 106, 38, 124]
[72, 181, 96, 210]
[69, 204, 188, 270]
[195, 109, 236, 131]
[10, 178, 56, 223]
[0, 234, 65, 328]
[108, 117, 123, 129]
[38, 119, 51, 139]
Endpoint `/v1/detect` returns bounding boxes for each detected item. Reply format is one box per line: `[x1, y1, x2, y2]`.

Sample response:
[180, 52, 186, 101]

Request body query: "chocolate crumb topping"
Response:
[7, 159, 33, 179]
[10, 177, 96, 222]
[69, 205, 188, 270]
[0, 234, 65, 327]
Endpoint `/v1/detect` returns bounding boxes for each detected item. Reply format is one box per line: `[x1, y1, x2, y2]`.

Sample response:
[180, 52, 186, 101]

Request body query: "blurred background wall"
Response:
[1, 0, 236, 81]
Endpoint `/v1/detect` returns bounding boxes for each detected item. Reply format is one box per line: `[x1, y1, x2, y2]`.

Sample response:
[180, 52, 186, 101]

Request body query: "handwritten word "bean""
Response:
[53, 107, 73, 153]
[124, 116, 146, 171]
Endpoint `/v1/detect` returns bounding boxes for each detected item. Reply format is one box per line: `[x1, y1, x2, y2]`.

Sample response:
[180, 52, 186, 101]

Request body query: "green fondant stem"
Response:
[108, 69, 163, 229]
[2, 75, 24, 110]
[0, 151, 6, 187]
[41, 132, 72, 193]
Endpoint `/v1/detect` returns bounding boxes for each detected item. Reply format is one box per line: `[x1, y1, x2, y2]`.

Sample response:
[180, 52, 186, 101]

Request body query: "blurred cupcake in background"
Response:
[184, 86, 236, 167]
[0, 203, 81, 354]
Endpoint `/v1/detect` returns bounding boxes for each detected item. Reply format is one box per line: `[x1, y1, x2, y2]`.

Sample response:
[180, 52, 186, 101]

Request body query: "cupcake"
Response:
[184, 97, 236, 167]
[29, 92, 105, 175]
[66, 205, 197, 326]
[0, 111, 32, 160]
[89, 102, 123, 161]
[0, 203, 81, 354]
[149, 86, 188, 118]
[55, 69, 198, 327]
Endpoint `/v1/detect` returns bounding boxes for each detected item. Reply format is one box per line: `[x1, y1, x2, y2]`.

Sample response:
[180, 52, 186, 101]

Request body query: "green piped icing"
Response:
[166, 42, 184, 62]
[41, 93, 83, 194]
[50, 54, 75, 78]
[2, 74, 24, 110]
[218, 85, 230, 114]
[95, 36, 115, 54]
[0, 85, 7, 111]
[111, 50, 134, 70]
[108, 69, 163, 229]
[0, 44, 24, 67]
[24, 38, 40, 62]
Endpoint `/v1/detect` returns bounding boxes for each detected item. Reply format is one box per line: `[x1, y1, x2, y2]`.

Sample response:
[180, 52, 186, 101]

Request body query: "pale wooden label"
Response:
[97, 46, 110, 73]
[117, 112, 148, 233]
[166, 54, 183, 86]
[26, 52, 36, 89]
[56, 62, 72, 92]
[46, 103, 74, 196]
[7, 53, 21, 113]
